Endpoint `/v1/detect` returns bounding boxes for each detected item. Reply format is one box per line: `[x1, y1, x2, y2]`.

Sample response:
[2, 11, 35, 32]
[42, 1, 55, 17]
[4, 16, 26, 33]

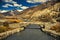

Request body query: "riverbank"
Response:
[4, 24, 55, 40]
[41, 23, 60, 37]
[0, 27, 24, 40]
[42, 29, 60, 37]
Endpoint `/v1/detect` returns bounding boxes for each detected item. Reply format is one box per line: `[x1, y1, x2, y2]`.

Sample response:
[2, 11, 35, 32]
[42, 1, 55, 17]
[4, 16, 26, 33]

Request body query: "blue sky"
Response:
[0, 0, 42, 10]
[0, 0, 51, 13]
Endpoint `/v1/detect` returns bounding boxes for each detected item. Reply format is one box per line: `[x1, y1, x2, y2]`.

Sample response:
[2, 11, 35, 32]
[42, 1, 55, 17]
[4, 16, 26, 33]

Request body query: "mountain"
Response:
[0, 0, 60, 35]
[16, 0, 60, 36]
[0, 0, 59, 22]
[17, 1, 59, 22]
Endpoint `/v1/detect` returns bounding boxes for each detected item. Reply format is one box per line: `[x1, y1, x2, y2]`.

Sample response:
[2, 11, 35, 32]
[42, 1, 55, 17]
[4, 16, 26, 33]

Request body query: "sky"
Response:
[0, 0, 51, 12]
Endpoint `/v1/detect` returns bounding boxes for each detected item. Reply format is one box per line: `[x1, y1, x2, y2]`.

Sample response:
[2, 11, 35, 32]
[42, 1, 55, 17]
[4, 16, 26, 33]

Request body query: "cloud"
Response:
[17, 10, 23, 12]
[6, 4, 13, 7]
[20, 6, 29, 9]
[13, 3, 22, 7]
[0, 10, 9, 13]
[27, 1, 35, 3]
[11, 1, 17, 4]
[9, 0, 22, 7]
[2, 4, 13, 8]
[2, 0, 18, 8]
[2, 0, 17, 3]
[2, 0, 22, 8]
[27, 0, 49, 3]
[2, 0, 29, 11]
[8, 4, 13, 7]
[2, 0, 12, 2]
[2, 5, 8, 8]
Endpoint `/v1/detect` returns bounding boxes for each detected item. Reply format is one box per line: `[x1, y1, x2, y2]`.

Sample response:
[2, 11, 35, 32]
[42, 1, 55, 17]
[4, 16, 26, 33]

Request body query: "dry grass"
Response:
[50, 22, 60, 32]
[0, 26, 15, 33]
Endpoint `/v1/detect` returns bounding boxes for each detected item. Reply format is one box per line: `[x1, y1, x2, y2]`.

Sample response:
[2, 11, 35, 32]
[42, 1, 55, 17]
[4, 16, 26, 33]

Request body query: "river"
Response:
[4, 24, 56, 40]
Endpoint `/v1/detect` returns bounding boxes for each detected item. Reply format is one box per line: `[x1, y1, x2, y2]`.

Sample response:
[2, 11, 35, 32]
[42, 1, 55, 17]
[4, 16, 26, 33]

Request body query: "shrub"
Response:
[50, 23, 60, 32]
[0, 27, 8, 33]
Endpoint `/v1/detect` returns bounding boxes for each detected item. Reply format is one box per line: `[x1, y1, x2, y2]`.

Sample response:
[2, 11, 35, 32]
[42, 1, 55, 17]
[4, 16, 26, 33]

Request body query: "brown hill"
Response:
[0, 1, 59, 22]
[18, 1, 60, 22]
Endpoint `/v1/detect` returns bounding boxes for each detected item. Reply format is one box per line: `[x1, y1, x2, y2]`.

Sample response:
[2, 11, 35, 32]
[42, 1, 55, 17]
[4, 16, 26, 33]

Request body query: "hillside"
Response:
[0, 1, 60, 22]
[0, 0, 60, 36]
[18, 1, 60, 36]
[17, 1, 59, 22]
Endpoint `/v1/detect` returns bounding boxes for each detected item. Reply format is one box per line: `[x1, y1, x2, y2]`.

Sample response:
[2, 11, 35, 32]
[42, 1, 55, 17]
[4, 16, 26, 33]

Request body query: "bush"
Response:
[39, 14, 53, 22]
[0, 26, 14, 33]
[3, 22, 9, 27]
[0, 27, 8, 33]
[50, 23, 60, 32]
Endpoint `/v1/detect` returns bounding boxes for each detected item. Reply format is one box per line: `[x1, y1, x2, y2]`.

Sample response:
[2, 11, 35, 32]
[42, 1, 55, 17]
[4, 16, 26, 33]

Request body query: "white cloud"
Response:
[2, 5, 8, 8]
[3, 0, 22, 7]
[13, 3, 22, 7]
[2, 4, 13, 8]
[8, 4, 13, 7]
[5, 4, 12, 6]
[2, 0, 12, 2]
[2, 0, 17, 4]
[10, 0, 22, 7]
[2, 0, 29, 11]
[27, 0, 49, 3]
[27, 1, 35, 3]
[17, 10, 23, 12]
[21, 6, 29, 9]
[0, 10, 9, 13]
[11, 1, 17, 4]
[2, 1, 22, 8]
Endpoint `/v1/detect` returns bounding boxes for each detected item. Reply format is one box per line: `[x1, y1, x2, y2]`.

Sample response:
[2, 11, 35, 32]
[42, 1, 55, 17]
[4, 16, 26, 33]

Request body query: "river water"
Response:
[4, 24, 56, 40]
